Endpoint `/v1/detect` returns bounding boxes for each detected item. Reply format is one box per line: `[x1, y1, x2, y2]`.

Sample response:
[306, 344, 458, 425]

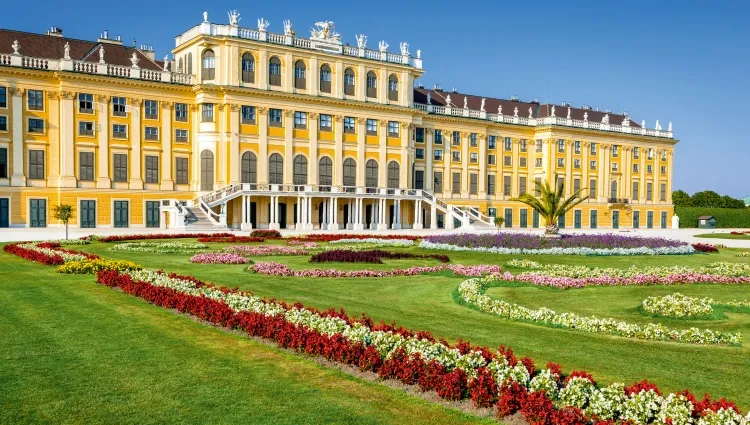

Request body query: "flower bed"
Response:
[189, 253, 250, 264]
[3, 242, 99, 265]
[97, 233, 234, 242]
[738, 252, 750, 258]
[286, 240, 319, 248]
[459, 277, 740, 346]
[57, 259, 142, 274]
[309, 249, 450, 264]
[693, 243, 720, 253]
[197, 236, 265, 243]
[250, 229, 282, 239]
[642, 293, 715, 318]
[425, 232, 689, 249]
[288, 234, 420, 242]
[726, 299, 750, 308]
[110, 242, 209, 253]
[328, 238, 415, 247]
[251, 261, 500, 278]
[420, 238, 694, 256]
[223, 245, 308, 256]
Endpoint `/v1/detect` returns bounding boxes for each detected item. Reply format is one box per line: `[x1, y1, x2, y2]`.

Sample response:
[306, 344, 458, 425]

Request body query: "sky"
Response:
[2, 0, 748, 198]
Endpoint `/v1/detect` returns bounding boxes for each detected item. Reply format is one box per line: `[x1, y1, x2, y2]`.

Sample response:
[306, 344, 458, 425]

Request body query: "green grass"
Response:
[695, 232, 750, 240]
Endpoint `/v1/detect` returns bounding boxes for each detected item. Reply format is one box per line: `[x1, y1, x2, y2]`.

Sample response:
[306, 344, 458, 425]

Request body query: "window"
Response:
[647, 165, 653, 174]
[78, 121, 94, 136]
[0, 116, 6, 131]
[114, 201, 128, 228]
[319, 156, 332, 187]
[28, 90, 43, 110]
[415, 170, 424, 189]
[504, 137, 512, 151]
[573, 178, 581, 195]
[415, 148, 424, 159]
[28, 150, 44, 179]
[535, 177, 542, 196]
[241, 53, 255, 83]
[365, 159, 378, 188]
[574, 140, 581, 154]
[269, 153, 283, 184]
[660, 183, 666, 201]
[344, 117, 355, 133]
[470, 152, 478, 163]
[557, 158, 564, 168]
[145, 100, 158, 119]
[174, 103, 188, 122]
[520, 209, 528, 228]
[294, 111, 307, 129]
[366, 119, 377, 135]
[113, 153, 128, 182]
[343, 158, 356, 187]
[175, 157, 189, 184]
[451, 131, 462, 146]
[387, 161, 399, 188]
[535, 139, 543, 153]
[557, 176, 565, 191]
[434, 171, 443, 192]
[610, 181, 618, 199]
[503, 175, 511, 196]
[113, 124, 127, 139]
[366, 72, 377, 98]
[187, 52, 193, 75]
[293, 155, 307, 185]
[28, 118, 44, 133]
[319, 114, 332, 130]
[612, 162, 618, 172]
[241, 152, 257, 184]
[647, 148, 654, 159]
[612, 145, 619, 157]
[175, 129, 188, 142]
[661, 211, 668, 228]
[487, 174, 496, 194]
[344, 68, 355, 96]
[79, 152, 94, 181]
[504, 156, 512, 166]
[78, 93, 94, 113]
[80, 200, 96, 229]
[590, 160, 596, 170]
[488, 135, 496, 149]
[470, 133, 478, 147]
[535, 158, 542, 167]
[452, 151, 460, 162]
[269, 57, 281, 86]
[434, 149, 443, 161]
[146, 201, 160, 228]
[633, 211, 640, 228]
[201, 104, 214, 122]
[504, 208, 513, 228]
[634, 147, 639, 158]
[520, 157, 527, 167]
[590, 142, 597, 155]
[574, 159, 581, 169]
[0, 147, 6, 178]
[269, 108, 282, 126]
[520, 139, 527, 152]
[434, 130, 443, 144]
[112, 96, 127, 117]
[320, 64, 332, 93]
[388, 75, 398, 101]
[632, 181, 639, 200]
[646, 182, 653, 201]
[145, 155, 159, 183]
[647, 211, 653, 228]
[241, 105, 256, 124]
[387, 121, 399, 137]
[30, 199, 46, 227]
[488, 154, 496, 165]
[589, 179, 597, 199]
[0, 87, 6, 108]
[590, 210, 597, 229]
[469, 173, 477, 194]
[294, 60, 306, 90]
[633, 164, 640, 172]
[519, 176, 527, 195]
[415, 127, 424, 143]
[558, 139, 565, 152]
[202, 49, 215, 80]
[660, 166, 666, 174]
[145, 127, 159, 141]
[452, 172, 460, 194]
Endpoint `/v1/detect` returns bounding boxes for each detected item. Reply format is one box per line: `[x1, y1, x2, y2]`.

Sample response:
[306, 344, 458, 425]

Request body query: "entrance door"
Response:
[278, 203, 287, 229]
[80, 200, 96, 228]
[145, 201, 160, 228]
[574, 210, 582, 229]
[250, 202, 257, 228]
[30, 199, 46, 228]
[612, 210, 619, 229]
[389, 205, 395, 227]
[633, 211, 640, 228]
[532, 210, 539, 228]
[343, 204, 349, 226]
[647, 211, 653, 228]
[293, 203, 298, 226]
[365, 204, 373, 228]
[114, 201, 129, 228]
[0, 198, 9, 228]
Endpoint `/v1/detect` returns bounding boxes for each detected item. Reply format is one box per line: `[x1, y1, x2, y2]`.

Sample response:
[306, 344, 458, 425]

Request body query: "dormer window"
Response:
[201, 50, 215, 80]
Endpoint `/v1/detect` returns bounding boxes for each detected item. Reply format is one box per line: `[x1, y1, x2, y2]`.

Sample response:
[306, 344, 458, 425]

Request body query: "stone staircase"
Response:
[183, 206, 226, 231]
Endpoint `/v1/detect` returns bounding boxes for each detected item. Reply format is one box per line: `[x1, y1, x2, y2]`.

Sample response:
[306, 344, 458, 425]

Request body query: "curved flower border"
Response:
[420, 240, 696, 256]
[642, 293, 715, 318]
[251, 261, 501, 278]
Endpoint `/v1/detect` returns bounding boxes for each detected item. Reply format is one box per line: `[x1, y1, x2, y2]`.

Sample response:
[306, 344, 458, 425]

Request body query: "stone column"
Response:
[333, 116, 343, 185]
[425, 129, 434, 192]
[400, 122, 410, 189]
[327, 197, 338, 230]
[443, 129, 450, 197]
[430, 205, 437, 229]
[307, 197, 313, 229]
[130, 98, 144, 189]
[229, 104, 241, 184]
[9, 88, 25, 186]
[356, 118, 366, 187]
[393, 200, 401, 229]
[160, 101, 174, 190]
[478, 134, 487, 196]
[377, 198, 387, 230]
[97, 95, 112, 188]
[59, 91, 77, 187]
[284, 110, 294, 185]
[46, 91, 61, 184]
[309, 112, 319, 185]
[258, 107, 269, 184]
[461, 132, 469, 196]
[378, 120, 387, 188]
[190, 104, 200, 191]
[413, 199, 423, 229]
[353, 198, 364, 230]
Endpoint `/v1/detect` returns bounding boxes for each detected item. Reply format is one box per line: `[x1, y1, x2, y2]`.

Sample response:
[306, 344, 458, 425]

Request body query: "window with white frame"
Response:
[574, 140, 581, 154]
[452, 151, 460, 162]
[145, 127, 159, 141]
[520, 139, 527, 152]
[112, 124, 127, 139]
[78, 121, 94, 136]
[201, 104, 214, 122]
[241, 105, 256, 124]
[453, 131, 461, 146]
[574, 159, 581, 169]
[558, 139, 565, 152]
[175, 103, 187, 122]
[27, 90, 44, 111]
[416, 148, 424, 159]
[488, 154, 496, 165]
[590, 160, 596, 170]
[557, 158, 564, 168]
[470, 133, 477, 147]
[78, 93, 94, 113]
[319, 114, 332, 130]
[344, 117, 355, 133]
[434, 130, 443, 144]
[294, 111, 307, 129]
[269, 108, 282, 126]
[433, 149, 443, 161]
[112, 96, 127, 117]
[504, 137, 512, 151]
[366, 119, 377, 135]
[387, 121, 399, 136]
[590, 142, 597, 155]
[144, 100, 158, 119]
[175, 129, 188, 142]
[470, 152, 478, 163]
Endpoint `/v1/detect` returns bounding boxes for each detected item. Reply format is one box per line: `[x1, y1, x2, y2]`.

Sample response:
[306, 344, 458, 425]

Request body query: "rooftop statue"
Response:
[551, 105, 556, 117]
[498, 104, 502, 115]
[602, 113, 609, 124]
[514, 107, 518, 117]
[63, 42, 70, 60]
[228, 10, 241, 26]
[480, 98, 486, 112]
[258, 18, 270, 32]
[446, 94, 452, 106]
[12, 40, 20, 55]
[668, 121, 673, 132]
[163, 55, 170, 71]
[584, 112, 588, 122]
[528, 107, 533, 118]
[655, 120, 662, 130]
[400, 42, 409, 56]
[378, 40, 388, 52]
[311, 21, 341, 42]
[641, 120, 646, 128]
[463, 97, 468, 109]
[283, 20, 293, 36]
[355, 34, 367, 49]
[567, 107, 571, 119]
[426, 92, 431, 104]
[130, 52, 140, 68]
[99, 46, 105, 63]
[203, 11, 208, 22]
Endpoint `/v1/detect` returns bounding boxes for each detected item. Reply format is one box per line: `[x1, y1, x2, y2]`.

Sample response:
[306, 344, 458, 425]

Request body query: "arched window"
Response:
[269, 56, 281, 86]
[241, 152, 257, 184]
[343, 158, 356, 188]
[610, 181, 618, 200]
[241, 53, 255, 83]
[320, 64, 332, 93]
[200, 150, 214, 191]
[366, 71, 377, 98]
[388, 74, 399, 102]
[344, 68, 355, 96]
[293, 155, 307, 185]
[269, 153, 283, 184]
[294, 60, 306, 90]
[387, 161, 400, 188]
[365, 159, 378, 189]
[177, 58, 184, 73]
[319, 156, 333, 188]
[187, 53, 193, 75]
[202, 50, 215, 80]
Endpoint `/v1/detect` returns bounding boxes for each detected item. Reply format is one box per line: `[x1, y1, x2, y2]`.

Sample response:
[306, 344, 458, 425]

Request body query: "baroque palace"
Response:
[0, 11, 676, 230]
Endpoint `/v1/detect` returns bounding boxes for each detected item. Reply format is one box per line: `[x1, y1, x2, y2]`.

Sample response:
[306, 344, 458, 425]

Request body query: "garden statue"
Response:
[63, 42, 70, 60]
[356, 34, 367, 49]
[228, 10, 241, 26]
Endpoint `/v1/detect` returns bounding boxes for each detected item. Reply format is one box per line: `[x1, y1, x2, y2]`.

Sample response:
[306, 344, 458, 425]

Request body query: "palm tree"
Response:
[512, 179, 588, 236]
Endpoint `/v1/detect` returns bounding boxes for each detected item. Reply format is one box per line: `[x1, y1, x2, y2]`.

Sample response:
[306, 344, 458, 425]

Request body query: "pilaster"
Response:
[378, 120, 387, 187]
[229, 104, 240, 184]
[309, 112, 319, 184]
[160, 101, 174, 190]
[478, 134, 487, 196]
[130, 98, 144, 189]
[283, 109, 294, 184]
[333, 115, 343, 185]
[216, 103, 227, 187]
[58, 91, 77, 187]
[46, 91, 61, 185]
[258, 107, 269, 184]
[97, 95, 111, 188]
[356, 118, 366, 187]
[9, 88, 26, 186]
[425, 129, 434, 192]
[461, 132, 469, 196]
[400, 122, 409, 189]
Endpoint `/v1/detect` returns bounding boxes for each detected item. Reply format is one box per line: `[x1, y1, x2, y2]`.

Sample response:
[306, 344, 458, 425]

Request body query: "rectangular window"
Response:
[536, 139, 543, 153]
[80, 200, 96, 229]
[469, 173, 477, 194]
[366, 119, 378, 135]
[573, 178, 581, 195]
[434, 149, 443, 161]
[647, 165, 653, 174]
[503, 175, 511, 196]
[660, 166, 666, 174]
[201, 104, 214, 122]
[452, 172, 460, 194]
[175, 129, 188, 143]
[660, 183, 666, 201]
[662, 150, 667, 161]
[633, 164, 640, 172]
[520, 209, 528, 228]
[145, 155, 159, 183]
[487, 174, 495, 194]
[470, 133, 477, 147]
[175, 157, 189, 184]
[634, 147, 639, 158]
[114, 200, 129, 228]
[648, 149, 654, 159]
[646, 182, 653, 201]
[558, 139, 565, 152]
[504, 137, 512, 151]
[434, 130, 443, 144]
[145, 127, 159, 141]
[612, 162, 618, 172]
[415, 148, 425, 159]
[28, 150, 44, 179]
[573, 159, 581, 169]
[78, 93, 94, 113]
[144, 100, 159, 119]
[470, 153, 478, 163]
[453, 131, 461, 146]
[520, 139, 527, 152]
[633, 211, 640, 228]
[520, 157, 527, 167]
[28, 118, 45, 133]
[28, 90, 44, 110]
[269, 109, 282, 126]
[535, 177, 542, 196]
[590, 210, 598, 229]
[79, 151, 94, 181]
[504, 156, 512, 166]
[452, 151, 460, 162]
[241, 106, 256, 124]
[112, 96, 127, 117]
[146, 201, 160, 228]
[488, 208, 496, 217]
[0, 147, 6, 178]
[590, 160, 596, 170]
[535, 158, 542, 167]
[589, 179, 597, 199]
[661, 211, 668, 229]
[557, 158, 564, 168]
[612, 145, 619, 157]
[415, 127, 424, 143]
[557, 176, 565, 191]
[0, 87, 6, 108]
[319, 114, 332, 130]
[344, 117, 356, 133]
[78, 121, 94, 136]
[519, 176, 527, 195]
[488, 135, 496, 149]
[434, 171, 443, 193]
[504, 208, 513, 228]
[574, 140, 581, 154]
[175, 103, 188, 122]
[632, 182, 639, 200]
[415, 170, 424, 189]
[388, 121, 399, 136]
[113, 153, 128, 182]
[112, 124, 127, 139]
[294, 111, 307, 129]
[647, 211, 654, 228]
[0, 116, 6, 131]
[488, 154, 496, 165]
[30, 199, 46, 227]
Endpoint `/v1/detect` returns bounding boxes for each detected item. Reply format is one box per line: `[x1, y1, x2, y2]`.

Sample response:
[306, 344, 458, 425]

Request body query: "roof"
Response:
[413, 87, 641, 127]
[698, 216, 715, 220]
[0, 28, 164, 71]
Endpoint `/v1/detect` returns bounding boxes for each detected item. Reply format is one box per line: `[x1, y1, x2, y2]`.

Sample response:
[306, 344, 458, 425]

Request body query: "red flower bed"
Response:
[99, 233, 235, 242]
[309, 249, 450, 264]
[2, 242, 99, 265]
[288, 234, 420, 242]
[250, 230, 282, 239]
[692, 243, 719, 253]
[197, 236, 265, 243]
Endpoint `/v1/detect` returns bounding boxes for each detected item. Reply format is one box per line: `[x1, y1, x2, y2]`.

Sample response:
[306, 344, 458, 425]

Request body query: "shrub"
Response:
[676, 206, 750, 228]
[249, 229, 282, 239]
[57, 259, 142, 274]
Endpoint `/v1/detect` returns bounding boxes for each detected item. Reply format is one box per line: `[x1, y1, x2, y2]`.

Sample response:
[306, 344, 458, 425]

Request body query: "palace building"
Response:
[0, 12, 677, 230]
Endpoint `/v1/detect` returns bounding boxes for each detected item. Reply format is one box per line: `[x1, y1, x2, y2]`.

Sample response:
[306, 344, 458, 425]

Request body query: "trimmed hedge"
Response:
[676, 206, 750, 228]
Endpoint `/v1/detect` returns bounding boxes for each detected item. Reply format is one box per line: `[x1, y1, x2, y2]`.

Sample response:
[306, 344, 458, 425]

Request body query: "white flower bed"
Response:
[642, 293, 714, 318]
[18, 242, 90, 262]
[419, 240, 695, 256]
[329, 238, 415, 247]
[726, 299, 750, 308]
[506, 259, 750, 278]
[110, 242, 209, 253]
[458, 276, 740, 345]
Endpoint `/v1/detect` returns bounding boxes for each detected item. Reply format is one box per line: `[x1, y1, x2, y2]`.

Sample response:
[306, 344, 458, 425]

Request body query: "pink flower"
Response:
[190, 253, 250, 264]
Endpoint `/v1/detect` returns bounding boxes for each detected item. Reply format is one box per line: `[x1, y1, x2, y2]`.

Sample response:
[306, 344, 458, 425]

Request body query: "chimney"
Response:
[139, 44, 155, 61]
[99, 29, 123, 45]
[433, 83, 443, 91]
[46, 26, 64, 37]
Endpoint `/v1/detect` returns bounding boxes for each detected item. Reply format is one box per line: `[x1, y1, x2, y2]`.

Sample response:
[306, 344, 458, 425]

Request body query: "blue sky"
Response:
[3, 0, 748, 198]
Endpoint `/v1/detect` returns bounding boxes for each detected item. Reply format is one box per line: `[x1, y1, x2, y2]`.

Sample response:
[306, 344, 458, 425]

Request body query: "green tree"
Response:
[672, 190, 692, 207]
[691, 190, 723, 208]
[512, 179, 588, 235]
[493, 216, 505, 233]
[52, 204, 75, 240]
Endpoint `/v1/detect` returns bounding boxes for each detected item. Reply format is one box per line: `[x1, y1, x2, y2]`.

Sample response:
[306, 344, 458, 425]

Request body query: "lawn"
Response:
[4, 237, 750, 423]
[695, 232, 750, 240]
